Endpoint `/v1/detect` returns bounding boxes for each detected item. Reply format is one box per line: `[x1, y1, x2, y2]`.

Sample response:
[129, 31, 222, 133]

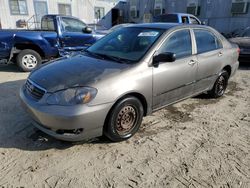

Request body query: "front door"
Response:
[34, 0, 48, 28]
[60, 16, 95, 51]
[153, 29, 198, 109]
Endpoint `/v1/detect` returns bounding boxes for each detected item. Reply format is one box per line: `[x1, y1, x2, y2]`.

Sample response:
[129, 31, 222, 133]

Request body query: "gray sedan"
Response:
[20, 23, 239, 142]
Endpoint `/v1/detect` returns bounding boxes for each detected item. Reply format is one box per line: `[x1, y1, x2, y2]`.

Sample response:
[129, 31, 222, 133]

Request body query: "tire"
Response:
[208, 70, 229, 98]
[16, 49, 42, 72]
[104, 96, 144, 142]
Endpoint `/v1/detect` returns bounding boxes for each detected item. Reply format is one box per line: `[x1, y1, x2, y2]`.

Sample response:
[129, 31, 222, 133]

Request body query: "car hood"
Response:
[29, 54, 130, 92]
[94, 30, 110, 35]
[229, 37, 250, 48]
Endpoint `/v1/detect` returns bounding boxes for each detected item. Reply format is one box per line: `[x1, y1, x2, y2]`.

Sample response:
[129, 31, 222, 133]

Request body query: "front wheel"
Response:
[208, 70, 229, 98]
[16, 49, 42, 72]
[104, 96, 144, 142]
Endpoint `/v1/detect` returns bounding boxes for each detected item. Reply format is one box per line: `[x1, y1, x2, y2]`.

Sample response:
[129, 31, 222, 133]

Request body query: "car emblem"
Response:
[29, 84, 35, 91]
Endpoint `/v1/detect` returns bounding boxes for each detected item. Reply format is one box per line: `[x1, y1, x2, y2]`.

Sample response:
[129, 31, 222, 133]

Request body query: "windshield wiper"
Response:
[95, 53, 134, 64]
[84, 50, 134, 64]
[83, 49, 104, 59]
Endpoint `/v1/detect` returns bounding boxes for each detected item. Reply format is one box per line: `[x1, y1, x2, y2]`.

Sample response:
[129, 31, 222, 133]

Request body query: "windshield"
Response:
[86, 27, 164, 63]
[242, 28, 250, 37]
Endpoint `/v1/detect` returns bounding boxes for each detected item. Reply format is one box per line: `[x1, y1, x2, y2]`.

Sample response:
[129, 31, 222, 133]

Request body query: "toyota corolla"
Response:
[20, 23, 239, 142]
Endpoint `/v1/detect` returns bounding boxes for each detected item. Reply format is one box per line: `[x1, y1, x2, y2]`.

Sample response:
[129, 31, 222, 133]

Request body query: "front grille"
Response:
[25, 79, 46, 100]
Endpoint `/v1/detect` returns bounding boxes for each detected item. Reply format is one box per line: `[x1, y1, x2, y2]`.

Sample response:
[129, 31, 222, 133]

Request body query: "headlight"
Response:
[46, 87, 97, 106]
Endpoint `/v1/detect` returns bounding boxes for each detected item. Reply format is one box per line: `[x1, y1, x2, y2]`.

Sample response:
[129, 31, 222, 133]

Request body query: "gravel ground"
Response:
[0, 63, 249, 188]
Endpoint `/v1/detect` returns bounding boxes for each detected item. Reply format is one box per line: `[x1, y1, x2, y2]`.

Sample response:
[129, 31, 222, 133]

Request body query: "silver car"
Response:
[20, 23, 239, 142]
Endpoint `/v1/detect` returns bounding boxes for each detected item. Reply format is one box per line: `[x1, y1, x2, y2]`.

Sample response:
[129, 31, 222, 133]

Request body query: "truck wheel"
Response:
[104, 96, 144, 142]
[16, 49, 42, 72]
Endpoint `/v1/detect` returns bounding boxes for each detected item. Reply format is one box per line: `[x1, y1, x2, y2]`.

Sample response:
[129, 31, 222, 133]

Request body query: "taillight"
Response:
[237, 48, 240, 55]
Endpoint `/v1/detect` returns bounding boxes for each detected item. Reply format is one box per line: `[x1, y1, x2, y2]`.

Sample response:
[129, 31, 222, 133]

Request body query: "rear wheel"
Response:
[16, 49, 42, 72]
[208, 70, 229, 98]
[104, 96, 144, 142]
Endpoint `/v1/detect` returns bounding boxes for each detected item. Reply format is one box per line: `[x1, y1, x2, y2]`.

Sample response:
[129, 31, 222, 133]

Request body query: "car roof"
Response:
[155, 13, 196, 17]
[170, 13, 196, 17]
[127, 23, 180, 30]
[127, 23, 210, 31]
[43, 14, 83, 20]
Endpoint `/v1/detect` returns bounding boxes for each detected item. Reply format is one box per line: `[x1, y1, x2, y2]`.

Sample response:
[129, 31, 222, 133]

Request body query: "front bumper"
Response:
[20, 86, 113, 141]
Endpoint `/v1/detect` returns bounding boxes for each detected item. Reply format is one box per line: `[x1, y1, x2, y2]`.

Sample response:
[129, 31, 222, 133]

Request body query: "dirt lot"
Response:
[0, 64, 249, 188]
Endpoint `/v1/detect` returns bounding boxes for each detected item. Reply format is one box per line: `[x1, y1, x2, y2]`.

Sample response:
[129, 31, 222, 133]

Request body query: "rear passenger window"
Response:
[41, 17, 55, 31]
[181, 16, 189, 24]
[159, 29, 192, 59]
[194, 30, 222, 54]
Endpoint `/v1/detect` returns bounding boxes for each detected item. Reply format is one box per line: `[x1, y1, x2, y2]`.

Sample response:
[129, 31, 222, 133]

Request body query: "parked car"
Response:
[20, 23, 239, 142]
[0, 14, 104, 72]
[153, 13, 202, 24]
[229, 27, 250, 63]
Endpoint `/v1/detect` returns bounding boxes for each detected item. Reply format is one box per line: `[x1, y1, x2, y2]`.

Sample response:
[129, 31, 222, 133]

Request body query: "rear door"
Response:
[60, 17, 95, 51]
[152, 29, 198, 109]
[193, 29, 224, 93]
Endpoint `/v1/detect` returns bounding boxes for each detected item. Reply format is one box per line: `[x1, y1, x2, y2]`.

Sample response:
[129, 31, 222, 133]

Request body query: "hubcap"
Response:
[22, 54, 37, 69]
[116, 106, 137, 135]
[217, 76, 226, 96]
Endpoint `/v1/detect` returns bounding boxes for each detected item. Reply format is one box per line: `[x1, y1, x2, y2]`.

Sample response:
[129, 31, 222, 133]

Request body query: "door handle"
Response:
[218, 52, 223, 57]
[64, 36, 71, 39]
[188, 60, 197, 66]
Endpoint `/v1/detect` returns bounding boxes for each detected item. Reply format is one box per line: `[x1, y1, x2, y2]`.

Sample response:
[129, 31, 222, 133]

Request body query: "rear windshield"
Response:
[154, 14, 178, 23]
[41, 17, 55, 31]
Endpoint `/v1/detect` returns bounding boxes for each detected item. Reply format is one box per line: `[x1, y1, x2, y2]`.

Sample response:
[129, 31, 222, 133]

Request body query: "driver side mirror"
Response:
[83, 27, 92, 33]
[152, 52, 176, 67]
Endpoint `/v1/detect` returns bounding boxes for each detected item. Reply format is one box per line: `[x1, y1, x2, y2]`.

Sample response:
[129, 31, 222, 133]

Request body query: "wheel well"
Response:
[15, 43, 45, 58]
[103, 92, 148, 133]
[120, 93, 148, 116]
[222, 65, 231, 77]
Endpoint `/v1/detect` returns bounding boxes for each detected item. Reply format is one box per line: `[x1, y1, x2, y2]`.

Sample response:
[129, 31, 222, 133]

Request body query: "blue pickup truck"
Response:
[153, 13, 202, 25]
[0, 14, 104, 71]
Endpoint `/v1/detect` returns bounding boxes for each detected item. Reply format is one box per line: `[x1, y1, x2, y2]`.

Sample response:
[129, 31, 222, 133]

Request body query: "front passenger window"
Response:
[158, 30, 192, 59]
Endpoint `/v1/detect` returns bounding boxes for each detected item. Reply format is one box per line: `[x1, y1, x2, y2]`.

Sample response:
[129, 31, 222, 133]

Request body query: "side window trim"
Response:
[156, 28, 194, 60]
[190, 29, 197, 55]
